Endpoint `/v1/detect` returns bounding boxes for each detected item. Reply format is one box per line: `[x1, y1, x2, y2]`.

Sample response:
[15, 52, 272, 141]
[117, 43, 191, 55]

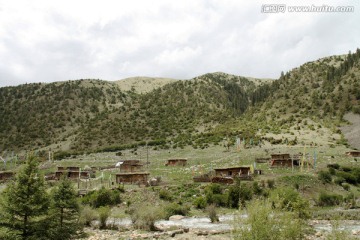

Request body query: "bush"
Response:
[252, 181, 263, 196]
[82, 187, 121, 208]
[233, 199, 308, 240]
[267, 179, 275, 189]
[336, 172, 357, 185]
[327, 163, 340, 170]
[334, 177, 345, 185]
[318, 192, 343, 206]
[206, 204, 219, 223]
[98, 206, 111, 229]
[193, 197, 207, 209]
[318, 170, 332, 183]
[342, 183, 350, 191]
[80, 205, 97, 226]
[159, 189, 173, 201]
[129, 205, 165, 231]
[164, 203, 190, 219]
[270, 188, 311, 219]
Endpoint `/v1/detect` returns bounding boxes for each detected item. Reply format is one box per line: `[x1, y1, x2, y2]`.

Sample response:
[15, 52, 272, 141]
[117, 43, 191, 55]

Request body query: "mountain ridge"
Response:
[0, 49, 359, 154]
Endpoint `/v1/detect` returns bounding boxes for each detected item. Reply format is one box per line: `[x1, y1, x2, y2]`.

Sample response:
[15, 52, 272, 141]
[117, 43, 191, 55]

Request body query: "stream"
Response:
[106, 215, 360, 233]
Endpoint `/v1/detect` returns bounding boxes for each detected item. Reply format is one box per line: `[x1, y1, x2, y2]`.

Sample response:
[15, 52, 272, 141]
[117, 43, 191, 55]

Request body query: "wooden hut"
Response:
[270, 154, 299, 167]
[346, 151, 360, 157]
[119, 160, 143, 172]
[115, 172, 149, 184]
[214, 166, 252, 180]
[165, 159, 187, 166]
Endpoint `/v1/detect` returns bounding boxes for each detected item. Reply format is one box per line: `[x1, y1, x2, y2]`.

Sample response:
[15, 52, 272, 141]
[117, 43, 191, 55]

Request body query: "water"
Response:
[105, 215, 360, 233]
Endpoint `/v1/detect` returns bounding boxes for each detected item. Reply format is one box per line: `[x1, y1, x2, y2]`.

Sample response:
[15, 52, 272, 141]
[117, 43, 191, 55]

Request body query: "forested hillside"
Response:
[0, 80, 129, 151]
[0, 49, 359, 154]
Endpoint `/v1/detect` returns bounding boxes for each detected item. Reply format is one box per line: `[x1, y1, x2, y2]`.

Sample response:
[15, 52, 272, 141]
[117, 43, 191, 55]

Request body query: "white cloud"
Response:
[0, 0, 359, 86]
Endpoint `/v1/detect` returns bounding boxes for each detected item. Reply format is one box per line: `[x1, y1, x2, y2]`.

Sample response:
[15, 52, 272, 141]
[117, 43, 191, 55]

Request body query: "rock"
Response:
[169, 215, 186, 221]
[169, 229, 185, 237]
[352, 230, 360, 235]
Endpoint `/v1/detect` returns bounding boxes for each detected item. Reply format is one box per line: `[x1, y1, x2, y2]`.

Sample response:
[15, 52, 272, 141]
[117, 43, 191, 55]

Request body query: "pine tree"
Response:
[49, 177, 81, 240]
[0, 155, 49, 240]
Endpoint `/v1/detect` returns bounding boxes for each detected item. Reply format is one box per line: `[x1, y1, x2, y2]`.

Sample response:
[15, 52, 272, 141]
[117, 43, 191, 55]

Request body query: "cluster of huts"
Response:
[193, 166, 256, 184]
[2, 151, 360, 186]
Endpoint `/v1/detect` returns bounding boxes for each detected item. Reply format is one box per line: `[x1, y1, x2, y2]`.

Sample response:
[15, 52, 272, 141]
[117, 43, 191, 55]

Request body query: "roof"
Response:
[214, 166, 250, 171]
[116, 172, 150, 176]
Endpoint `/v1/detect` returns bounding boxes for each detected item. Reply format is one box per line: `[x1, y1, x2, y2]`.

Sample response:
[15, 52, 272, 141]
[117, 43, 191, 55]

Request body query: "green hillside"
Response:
[0, 49, 359, 155]
[0, 80, 130, 151]
[71, 73, 264, 151]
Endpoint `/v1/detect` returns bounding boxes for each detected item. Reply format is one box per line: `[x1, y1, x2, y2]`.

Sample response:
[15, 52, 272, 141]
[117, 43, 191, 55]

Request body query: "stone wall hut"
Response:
[270, 154, 299, 167]
[118, 160, 144, 172]
[115, 172, 149, 184]
[214, 166, 252, 178]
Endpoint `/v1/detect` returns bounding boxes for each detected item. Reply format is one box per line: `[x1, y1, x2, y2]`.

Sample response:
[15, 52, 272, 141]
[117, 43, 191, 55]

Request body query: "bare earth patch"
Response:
[341, 113, 360, 150]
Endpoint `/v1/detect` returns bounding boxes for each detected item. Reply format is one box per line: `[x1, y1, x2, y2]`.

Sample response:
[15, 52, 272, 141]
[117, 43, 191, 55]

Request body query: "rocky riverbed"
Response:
[79, 215, 360, 239]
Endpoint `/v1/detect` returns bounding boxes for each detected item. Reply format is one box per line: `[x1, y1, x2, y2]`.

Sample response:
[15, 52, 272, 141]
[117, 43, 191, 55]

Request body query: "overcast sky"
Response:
[0, 0, 359, 87]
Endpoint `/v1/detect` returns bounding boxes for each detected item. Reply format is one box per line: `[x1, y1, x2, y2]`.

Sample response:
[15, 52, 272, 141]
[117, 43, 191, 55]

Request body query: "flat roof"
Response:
[214, 166, 250, 171]
[116, 172, 150, 176]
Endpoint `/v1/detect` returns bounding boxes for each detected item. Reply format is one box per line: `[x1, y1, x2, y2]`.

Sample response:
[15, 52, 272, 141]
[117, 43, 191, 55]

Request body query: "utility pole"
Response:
[146, 143, 149, 169]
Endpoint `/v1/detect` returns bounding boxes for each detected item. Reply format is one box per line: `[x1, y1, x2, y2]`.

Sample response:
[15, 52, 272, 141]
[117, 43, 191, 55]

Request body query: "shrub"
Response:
[233, 199, 308, 240]
[82, 187, 121, 208]
[328, 167, 336, 175]
[164, 203, 190, 219]
[98, 206, 111, 229]
[206, 204, 219, 223]
[334, 177, 345, 185]
[318, 170, 332, 183]
[327, 163, 340, 170]
[159, 189, 173, 201]
[239, 184, 253, 207]
[336, 172, 357, 185]
[80, 205, 97, 226]
[129, 205, 165, 231]
[252, 181, 263, 196]
[318, 192, 343, 206]
[342, 183, 350, 191]
[193, 197, 207, 209]
[267, 179, 275, 189]
[270, 188, 311, 219]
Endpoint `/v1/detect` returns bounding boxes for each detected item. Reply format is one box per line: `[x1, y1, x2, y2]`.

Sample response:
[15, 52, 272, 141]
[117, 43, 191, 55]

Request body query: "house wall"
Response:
[346, 151, 360, 157]
[271, 154, 291, 160]
[116, 174, 149, 184]
[166, 159, 187, 166]
[120, 164, 143, 172]
[270, 159, 293, 167]
[214, 168, 250, 177]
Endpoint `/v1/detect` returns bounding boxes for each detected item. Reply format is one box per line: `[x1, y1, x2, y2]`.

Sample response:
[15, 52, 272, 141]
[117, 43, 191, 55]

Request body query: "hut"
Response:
[118, 160, 144, 172]
[270, 154, 299, 167]
[115, 172, 149, 184]
[214, 166, 252, 180]
[55, 166, 90, 180]
[346, 151, 360, 157]
[165, 159, 187, 167]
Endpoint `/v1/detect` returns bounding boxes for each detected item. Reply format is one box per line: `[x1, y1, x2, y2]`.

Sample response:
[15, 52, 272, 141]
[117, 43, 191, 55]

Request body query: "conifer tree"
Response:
[0, 155, 49, 240]
[49, 177, 81, 240]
